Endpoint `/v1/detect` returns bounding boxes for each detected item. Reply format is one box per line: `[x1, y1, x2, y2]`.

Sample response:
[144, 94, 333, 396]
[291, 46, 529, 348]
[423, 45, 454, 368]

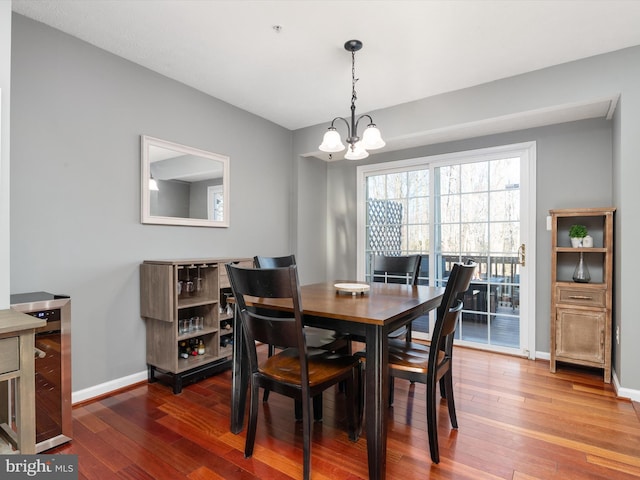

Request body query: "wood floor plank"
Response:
[187, 465, 233, 480]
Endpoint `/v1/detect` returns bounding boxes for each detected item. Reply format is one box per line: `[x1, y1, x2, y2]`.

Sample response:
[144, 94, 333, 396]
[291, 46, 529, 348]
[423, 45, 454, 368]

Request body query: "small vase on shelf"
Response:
[573, 252, 591, 283]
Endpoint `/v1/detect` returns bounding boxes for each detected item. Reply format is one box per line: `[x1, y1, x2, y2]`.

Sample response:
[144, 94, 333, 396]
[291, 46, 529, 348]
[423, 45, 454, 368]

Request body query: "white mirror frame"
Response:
[141, 135, 230, 227]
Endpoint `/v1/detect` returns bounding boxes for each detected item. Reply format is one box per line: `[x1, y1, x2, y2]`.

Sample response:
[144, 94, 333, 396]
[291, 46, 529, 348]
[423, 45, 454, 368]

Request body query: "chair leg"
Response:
[295, 399, 302, 420]
[389, 376, 395, 406]
[338, 342, 351, 392]
[262, 345, 275, 402]
[295, 396, 323, 421]
[345, 365, 361, 441]
[442, 371, 458, 428]
[313, 394, 323, 421]
[426, 378, 440, 464]
[245, 382, 260, 458]
[301, 395, 312, 480]
[357, 360, 364, 431]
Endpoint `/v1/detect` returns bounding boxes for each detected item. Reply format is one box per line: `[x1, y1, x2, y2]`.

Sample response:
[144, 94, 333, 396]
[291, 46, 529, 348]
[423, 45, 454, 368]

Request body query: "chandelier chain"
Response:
[351, 49, 358, 107]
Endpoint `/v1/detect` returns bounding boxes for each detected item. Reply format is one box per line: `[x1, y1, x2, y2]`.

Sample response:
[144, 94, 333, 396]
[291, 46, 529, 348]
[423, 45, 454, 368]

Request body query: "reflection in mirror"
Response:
[141, 136, 229, 227]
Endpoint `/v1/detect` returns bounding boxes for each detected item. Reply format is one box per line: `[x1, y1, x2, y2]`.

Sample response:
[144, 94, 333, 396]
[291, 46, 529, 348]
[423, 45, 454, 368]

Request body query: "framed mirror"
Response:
[141, 135, 230, 227]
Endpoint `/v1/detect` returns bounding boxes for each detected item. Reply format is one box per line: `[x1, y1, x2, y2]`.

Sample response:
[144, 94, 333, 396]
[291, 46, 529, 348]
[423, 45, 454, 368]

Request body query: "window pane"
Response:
[461, 192, 488, 222]
[408, 169, 429, 197]
[407, 224, 429, 252]
[461, 222, 488, 252]
[490, 190, 520, 221]
[437, 165, 460, 195]
[408, 196, 429, 224]
[490, 157, 520, 191]
[367, 175, 385, 199]
[459, 311, 488, 344]
[386, 172, 407, 199]
[490, 313, 519, 348]
[489, 221, 520, 253]
[461, 162, 488, 193]
[439, 224, 460, 252]
[439, 194, 460, 223]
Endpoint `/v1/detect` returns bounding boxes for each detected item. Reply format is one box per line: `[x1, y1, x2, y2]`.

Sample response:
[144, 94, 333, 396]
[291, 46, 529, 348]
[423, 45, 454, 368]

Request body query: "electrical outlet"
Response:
[616, 325, 620, 344]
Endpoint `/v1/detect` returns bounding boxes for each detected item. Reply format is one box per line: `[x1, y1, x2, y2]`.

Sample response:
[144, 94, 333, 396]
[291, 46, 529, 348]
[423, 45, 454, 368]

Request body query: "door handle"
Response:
[518, 243, 526, 267]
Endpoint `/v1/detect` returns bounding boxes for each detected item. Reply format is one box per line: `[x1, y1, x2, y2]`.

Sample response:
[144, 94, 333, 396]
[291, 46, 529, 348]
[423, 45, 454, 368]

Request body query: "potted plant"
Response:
[569, 224, 588, 247]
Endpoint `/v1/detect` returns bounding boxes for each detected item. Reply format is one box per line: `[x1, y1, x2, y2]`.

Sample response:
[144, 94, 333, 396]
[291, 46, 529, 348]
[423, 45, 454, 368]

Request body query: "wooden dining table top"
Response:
[246, 281, 446, 325]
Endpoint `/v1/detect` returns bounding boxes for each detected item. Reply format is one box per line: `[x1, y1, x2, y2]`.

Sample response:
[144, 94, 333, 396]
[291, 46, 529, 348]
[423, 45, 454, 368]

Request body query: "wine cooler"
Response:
[9, 292, 72, 452]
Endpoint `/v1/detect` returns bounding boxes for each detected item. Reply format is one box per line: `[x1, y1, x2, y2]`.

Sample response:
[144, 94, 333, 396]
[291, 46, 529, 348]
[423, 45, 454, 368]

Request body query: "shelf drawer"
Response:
[0, 337, 20, 375]
[556, 286, 606, 308]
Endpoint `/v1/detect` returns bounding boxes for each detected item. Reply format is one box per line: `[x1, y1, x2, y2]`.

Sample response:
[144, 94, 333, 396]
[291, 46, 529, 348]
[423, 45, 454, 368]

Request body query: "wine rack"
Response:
[140, 257, 252, 393]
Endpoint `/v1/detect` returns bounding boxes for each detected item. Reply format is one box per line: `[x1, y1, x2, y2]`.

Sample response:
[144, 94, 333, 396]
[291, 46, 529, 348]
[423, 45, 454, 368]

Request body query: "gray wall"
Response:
[293, 45, 640, 394]
[293, 156, 327, 284]
[10, 14, 293, 391]
[323, 118, 613, 354]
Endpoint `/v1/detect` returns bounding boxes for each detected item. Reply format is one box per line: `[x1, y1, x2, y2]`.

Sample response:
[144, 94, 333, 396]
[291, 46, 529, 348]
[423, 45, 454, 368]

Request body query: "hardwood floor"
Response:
[50, 345, 640, 479]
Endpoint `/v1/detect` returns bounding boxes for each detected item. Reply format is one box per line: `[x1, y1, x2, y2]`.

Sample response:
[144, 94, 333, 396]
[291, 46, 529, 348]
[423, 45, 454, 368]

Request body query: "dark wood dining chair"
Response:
[226, 263, 361, 480]
[387, 261, 476, 464]
[372, 254, 422, 340]
[254, 255, 351, 419]
[254, 255, 349, 354]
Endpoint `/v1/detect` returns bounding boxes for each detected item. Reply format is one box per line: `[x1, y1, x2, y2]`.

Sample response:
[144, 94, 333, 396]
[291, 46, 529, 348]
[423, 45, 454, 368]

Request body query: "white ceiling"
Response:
[11, 0, 640, 138]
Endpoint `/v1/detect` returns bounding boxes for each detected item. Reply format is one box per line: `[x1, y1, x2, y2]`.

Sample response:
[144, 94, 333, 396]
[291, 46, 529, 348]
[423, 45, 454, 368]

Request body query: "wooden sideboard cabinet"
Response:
[549, 207, 615, 383]
[140, 257, 252, 393]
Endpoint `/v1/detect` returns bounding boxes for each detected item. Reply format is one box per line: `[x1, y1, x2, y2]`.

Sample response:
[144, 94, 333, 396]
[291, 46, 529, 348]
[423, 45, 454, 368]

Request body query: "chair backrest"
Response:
[432, 262, 476, 358]
[372, 254, 421, 285]
[226, 263, 308, 380]
[254, 255, 296, 268]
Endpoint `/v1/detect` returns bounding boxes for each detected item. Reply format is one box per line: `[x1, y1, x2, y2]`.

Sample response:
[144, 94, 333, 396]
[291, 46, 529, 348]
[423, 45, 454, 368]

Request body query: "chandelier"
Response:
[319, 40, 385, 160]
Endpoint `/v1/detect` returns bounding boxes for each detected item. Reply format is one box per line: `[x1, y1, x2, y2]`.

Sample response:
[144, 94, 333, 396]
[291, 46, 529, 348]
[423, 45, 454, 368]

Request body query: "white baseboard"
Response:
[612, 369, 640, 402]
[71, 370, 148, 405]
[535, 351, 550, 361]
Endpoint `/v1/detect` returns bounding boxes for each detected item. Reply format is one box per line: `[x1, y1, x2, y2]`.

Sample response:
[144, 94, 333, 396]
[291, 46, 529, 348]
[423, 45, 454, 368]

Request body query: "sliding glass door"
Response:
[357, 143, 536, 357]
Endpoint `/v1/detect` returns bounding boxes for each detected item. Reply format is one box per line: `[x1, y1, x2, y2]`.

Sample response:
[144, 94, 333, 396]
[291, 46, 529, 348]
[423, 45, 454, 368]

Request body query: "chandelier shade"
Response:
[319, 127, 346, 153]
[361, 124, 385, 150]
[319, 40, 385, 160]
[344, 141, 369, 160]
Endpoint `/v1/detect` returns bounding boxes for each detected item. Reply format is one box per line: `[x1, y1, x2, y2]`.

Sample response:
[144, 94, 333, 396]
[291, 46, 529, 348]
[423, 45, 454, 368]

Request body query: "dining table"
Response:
[230, 280, 445, 480]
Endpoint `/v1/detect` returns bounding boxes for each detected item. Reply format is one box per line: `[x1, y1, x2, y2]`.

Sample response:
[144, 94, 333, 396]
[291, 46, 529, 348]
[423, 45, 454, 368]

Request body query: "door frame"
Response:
[357, 141, 537, 359]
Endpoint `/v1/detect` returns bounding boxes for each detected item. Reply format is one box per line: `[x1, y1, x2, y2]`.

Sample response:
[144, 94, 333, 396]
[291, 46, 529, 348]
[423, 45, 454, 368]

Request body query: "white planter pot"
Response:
[570, 237, 582, 248]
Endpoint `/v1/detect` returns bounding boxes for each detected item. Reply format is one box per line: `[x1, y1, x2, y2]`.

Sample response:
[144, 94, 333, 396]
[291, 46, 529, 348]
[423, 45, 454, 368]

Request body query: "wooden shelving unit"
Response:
[549, 207, 615, 383]
[140, 257, 251, 393]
